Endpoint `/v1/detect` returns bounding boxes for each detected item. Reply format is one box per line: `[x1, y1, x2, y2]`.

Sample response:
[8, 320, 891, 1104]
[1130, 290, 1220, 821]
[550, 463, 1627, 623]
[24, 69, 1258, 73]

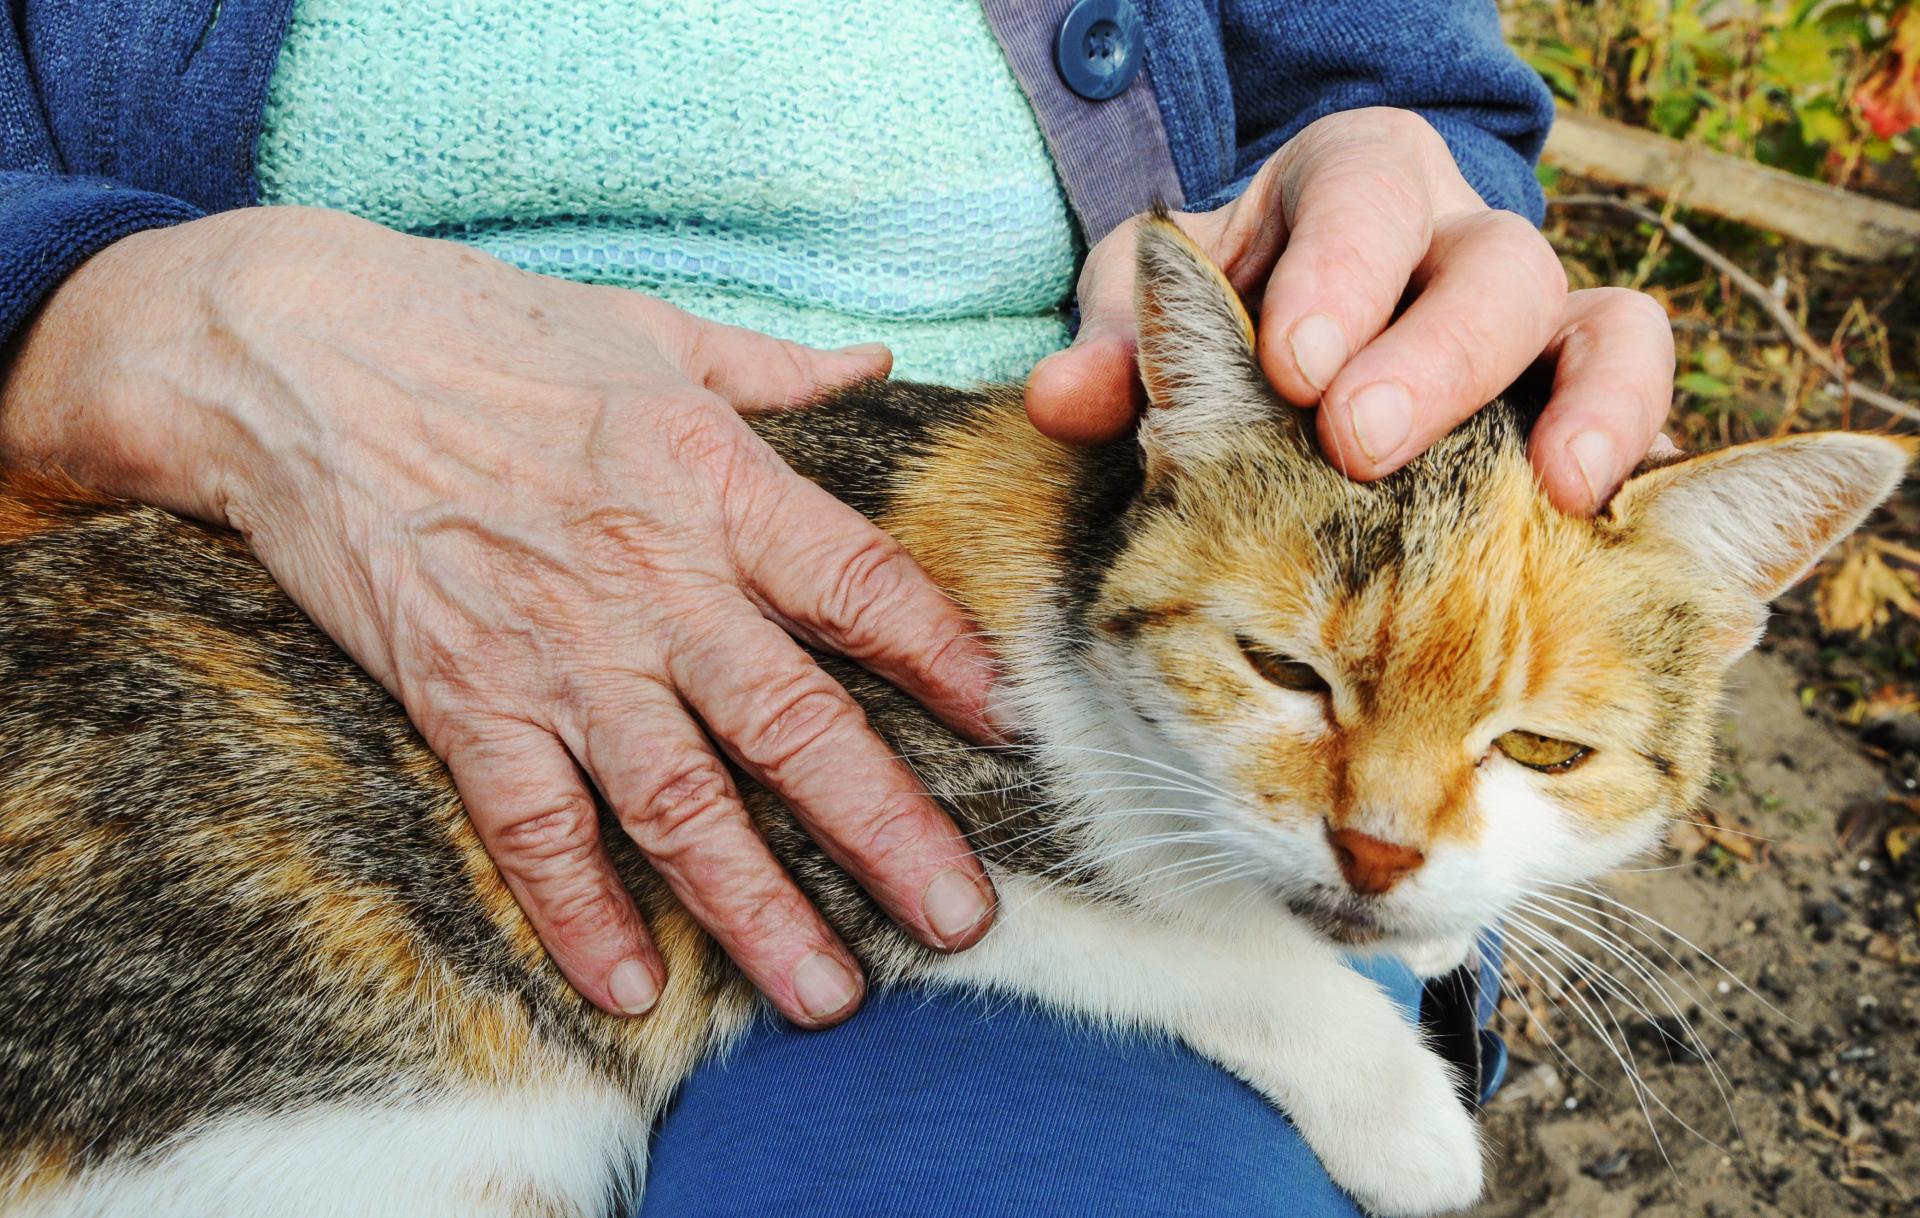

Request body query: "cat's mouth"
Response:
[1287, 894, 1390, 945]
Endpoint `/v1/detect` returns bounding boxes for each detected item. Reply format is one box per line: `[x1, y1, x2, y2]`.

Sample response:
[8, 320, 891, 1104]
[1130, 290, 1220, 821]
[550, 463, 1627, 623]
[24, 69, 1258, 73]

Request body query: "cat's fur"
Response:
[0, 215, 1908, 1218]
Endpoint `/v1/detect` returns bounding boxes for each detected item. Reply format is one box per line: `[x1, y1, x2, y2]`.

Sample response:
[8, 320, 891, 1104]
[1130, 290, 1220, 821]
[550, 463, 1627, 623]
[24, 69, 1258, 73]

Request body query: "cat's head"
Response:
[1076, 212, 1911, 954]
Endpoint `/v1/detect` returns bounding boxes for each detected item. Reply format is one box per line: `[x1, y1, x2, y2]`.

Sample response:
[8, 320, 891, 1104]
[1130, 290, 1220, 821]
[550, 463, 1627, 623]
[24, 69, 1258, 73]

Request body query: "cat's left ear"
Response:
[1607, 430, 1914, 620]
[1132, 209, 1275, 473]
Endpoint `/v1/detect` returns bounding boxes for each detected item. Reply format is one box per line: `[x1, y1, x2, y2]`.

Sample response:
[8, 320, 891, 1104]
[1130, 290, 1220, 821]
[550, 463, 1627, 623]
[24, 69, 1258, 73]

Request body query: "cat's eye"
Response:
[1494, 729, 1592, 773]
[1236, 637, 1331, 694]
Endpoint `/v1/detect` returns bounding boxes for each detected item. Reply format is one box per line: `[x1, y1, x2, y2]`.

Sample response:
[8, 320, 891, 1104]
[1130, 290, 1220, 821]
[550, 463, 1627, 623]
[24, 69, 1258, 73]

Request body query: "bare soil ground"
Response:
[1468, 637, 1920, 1217]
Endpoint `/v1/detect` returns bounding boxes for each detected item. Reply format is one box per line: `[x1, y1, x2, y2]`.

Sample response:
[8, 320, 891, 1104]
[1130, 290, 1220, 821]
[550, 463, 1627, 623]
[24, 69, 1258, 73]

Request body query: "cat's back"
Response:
[0, 475, 759, 1211]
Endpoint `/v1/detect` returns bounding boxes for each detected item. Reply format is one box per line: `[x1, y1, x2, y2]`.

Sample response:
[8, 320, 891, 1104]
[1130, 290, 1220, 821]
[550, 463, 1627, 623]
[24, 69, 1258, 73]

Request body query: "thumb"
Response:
[1024, 223, 1146, 446]
[678, 313, 893, 412]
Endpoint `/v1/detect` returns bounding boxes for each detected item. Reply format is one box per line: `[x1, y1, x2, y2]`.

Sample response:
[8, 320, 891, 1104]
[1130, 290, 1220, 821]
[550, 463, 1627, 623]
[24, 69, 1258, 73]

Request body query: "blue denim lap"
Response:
[639, 954, 1430, 1218]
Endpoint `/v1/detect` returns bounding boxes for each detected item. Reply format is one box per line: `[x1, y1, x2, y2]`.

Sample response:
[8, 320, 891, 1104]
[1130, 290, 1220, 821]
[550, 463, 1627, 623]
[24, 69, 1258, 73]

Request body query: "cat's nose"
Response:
[1325, 826, 1425, 896]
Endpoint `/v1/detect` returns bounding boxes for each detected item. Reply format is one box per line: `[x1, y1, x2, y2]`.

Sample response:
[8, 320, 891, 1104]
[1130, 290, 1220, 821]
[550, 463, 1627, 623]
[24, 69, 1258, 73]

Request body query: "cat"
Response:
[0, 211, 1908, 1218]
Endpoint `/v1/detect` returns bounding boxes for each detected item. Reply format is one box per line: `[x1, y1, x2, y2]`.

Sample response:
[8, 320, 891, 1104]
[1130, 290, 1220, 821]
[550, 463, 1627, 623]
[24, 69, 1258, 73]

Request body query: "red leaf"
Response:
[1855, 7, 1920, 139]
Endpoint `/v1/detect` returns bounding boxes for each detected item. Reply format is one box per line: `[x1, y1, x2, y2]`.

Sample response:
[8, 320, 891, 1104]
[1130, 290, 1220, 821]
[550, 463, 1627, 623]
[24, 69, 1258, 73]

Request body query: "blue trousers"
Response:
[640, 950, 1503, 1217]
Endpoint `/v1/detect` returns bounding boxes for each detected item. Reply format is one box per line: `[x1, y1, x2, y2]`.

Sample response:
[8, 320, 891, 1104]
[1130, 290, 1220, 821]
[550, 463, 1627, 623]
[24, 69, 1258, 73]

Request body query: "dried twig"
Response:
[1552, 194, 1920, 426]
[1667, 317, 1784, 343]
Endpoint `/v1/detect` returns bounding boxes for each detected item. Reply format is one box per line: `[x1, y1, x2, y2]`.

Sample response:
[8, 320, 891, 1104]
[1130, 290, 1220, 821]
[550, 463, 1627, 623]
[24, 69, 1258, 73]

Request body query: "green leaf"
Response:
[1799, 99, 1852, 147]
[1651, 90, 1703, 136]
[1677, 372, 1735, 398]
[1762, 26, 1841, 87]
[1532, 61, 1580, 98]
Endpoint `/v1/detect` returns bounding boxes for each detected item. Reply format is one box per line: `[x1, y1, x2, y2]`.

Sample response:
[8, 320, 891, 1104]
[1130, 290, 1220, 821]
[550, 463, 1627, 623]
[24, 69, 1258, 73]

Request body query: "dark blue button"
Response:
[1055, 0, 1143, 102]
[1476, 1028, 1510, 1105]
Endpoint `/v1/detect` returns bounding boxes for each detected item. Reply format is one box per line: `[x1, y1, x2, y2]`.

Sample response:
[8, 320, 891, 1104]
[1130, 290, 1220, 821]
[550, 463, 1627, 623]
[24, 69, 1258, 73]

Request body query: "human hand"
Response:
[0, 206, 1000, 1026]
[1026, 107, 1676, 513]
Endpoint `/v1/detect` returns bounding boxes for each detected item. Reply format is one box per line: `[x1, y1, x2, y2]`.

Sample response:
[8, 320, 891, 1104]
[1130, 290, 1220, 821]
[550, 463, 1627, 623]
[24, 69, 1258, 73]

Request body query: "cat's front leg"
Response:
[912, 874, 1483, 1217]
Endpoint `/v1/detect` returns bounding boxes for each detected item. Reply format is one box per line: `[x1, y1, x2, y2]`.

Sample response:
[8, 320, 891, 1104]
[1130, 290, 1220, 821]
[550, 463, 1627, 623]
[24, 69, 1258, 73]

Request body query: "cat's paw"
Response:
[1293, 1036, 1483, 1216]
[1394, 932, 1476, 981]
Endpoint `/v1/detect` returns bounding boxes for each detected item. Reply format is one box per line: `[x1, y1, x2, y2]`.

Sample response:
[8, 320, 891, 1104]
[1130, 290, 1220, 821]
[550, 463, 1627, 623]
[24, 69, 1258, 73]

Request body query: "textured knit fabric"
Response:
[0, 0, 1554, 355]
[977, 0, 1187, 241]
[253, 0, 1082, 386]
[641, 957, 1428, 1217]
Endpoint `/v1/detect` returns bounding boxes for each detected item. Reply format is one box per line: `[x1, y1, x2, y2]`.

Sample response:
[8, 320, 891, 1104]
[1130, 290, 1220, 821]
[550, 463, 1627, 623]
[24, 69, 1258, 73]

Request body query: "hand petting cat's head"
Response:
[1062, 211, 1910, 961]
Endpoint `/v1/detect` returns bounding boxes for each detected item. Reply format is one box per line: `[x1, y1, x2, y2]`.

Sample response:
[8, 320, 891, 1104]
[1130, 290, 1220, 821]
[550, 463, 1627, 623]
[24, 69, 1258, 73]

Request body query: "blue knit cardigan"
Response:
[0, 1, 1552, 352]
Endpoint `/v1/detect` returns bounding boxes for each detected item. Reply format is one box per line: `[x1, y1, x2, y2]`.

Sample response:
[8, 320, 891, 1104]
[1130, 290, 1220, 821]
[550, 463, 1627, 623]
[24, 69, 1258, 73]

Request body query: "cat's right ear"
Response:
[1606, 431, 1914, 652]
[1132, 208, 1276, 478]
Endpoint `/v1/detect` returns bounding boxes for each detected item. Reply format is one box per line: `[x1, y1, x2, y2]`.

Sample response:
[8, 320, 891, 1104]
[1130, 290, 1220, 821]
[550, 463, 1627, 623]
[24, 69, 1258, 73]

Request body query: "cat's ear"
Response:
[1608, 430, 1913, 620]
[1132, 209, 1274, 473]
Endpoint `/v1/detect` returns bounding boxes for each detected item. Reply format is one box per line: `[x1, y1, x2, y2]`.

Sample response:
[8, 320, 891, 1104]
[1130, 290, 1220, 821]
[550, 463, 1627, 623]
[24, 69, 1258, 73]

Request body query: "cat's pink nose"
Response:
[1326, 827, 1425, 896]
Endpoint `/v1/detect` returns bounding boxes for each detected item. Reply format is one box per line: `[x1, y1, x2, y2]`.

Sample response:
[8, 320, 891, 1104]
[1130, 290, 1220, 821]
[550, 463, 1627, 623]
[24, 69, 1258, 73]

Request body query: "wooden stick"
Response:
[1545, 105, 1920, 261]
[1552, 194, 1920, 427]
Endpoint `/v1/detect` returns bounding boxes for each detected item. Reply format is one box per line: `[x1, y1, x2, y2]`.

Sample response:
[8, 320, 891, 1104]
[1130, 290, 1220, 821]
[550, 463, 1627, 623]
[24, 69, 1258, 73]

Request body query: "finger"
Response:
[1025, 222, 1145, 446]
[1525, 287, 1677, 514]
[444, 718, 664, 1016]
[736, 474, 1007, 746]
[670, 310, 893, 411]
[565, 681, 868, 1028]
[1252, 120, 1441, 407]
[1316, 209, 1568, 480]
[668, 599, 996, 956]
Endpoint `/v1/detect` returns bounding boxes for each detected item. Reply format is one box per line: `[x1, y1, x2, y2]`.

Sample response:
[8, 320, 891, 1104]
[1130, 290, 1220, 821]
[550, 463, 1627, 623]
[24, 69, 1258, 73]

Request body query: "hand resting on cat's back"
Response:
[0, 212, 1910, 1217]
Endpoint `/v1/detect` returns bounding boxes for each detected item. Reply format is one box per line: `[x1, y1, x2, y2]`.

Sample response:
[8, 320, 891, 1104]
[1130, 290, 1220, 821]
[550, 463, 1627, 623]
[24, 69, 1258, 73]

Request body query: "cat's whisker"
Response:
[1513, 900, 1741, 1132]
[1495, 952, 1606, 1090]
[1505, 917, 1726, 1159]
[1674, 820, 1776, 844]
[1525, 891, 1750, 1041]
[1502, 924, 1684, 1164]
[1542, 881, 1785, 1022]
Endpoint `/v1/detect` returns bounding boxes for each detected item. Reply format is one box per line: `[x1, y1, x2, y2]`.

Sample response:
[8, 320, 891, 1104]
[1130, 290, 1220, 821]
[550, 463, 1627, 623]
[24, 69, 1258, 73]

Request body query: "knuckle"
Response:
[626, 755, 739, 851]
[1597, 287, 1675, 337]
[735, 676, 864, 779]
[1490, 215, 1569, 301]
[848, 804, 936, 875]
[1421, 316, 1496, 401]
[658, 397, 745, 472]
[1359, 106, 1443, 151]
[538, 880, 632, 945]
[716, 883, 797, 948]
[817, 535, 916, 651]
[489, 800, 603, 877]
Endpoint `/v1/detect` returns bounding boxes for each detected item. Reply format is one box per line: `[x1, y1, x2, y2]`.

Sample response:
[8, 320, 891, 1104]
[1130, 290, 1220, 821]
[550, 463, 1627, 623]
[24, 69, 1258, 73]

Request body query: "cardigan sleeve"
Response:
[1, 17, 202, 351]
[1187, 1, 1554, 223]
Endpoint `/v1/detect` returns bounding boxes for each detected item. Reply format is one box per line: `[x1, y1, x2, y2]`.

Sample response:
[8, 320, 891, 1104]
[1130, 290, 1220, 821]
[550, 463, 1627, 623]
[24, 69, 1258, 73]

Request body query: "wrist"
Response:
[0, 207, 372, 528]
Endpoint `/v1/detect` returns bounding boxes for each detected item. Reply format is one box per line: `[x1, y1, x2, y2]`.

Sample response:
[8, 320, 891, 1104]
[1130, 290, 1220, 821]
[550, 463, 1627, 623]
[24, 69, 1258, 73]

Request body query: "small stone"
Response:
[1582, 1149, 1633, 1181]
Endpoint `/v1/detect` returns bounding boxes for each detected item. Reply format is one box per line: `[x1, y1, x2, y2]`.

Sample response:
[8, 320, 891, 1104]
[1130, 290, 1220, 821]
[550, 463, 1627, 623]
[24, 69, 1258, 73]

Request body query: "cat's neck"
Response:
[878, 394, 1245, 914]
[876, 389, 1140, 669]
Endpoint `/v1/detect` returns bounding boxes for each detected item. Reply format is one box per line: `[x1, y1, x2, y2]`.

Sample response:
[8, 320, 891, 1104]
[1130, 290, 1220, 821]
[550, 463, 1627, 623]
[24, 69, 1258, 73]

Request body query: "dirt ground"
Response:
[1468, 632, 1920, 1216]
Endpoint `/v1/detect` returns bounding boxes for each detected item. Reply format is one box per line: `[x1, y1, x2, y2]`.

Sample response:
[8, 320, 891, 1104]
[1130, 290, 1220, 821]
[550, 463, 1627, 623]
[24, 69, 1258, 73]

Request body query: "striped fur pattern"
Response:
[0, 215, 1908, 1217]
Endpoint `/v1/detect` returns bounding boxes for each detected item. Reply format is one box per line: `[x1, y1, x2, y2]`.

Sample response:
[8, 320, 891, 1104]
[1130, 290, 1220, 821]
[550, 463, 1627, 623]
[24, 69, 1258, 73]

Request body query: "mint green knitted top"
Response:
[254, 0, 1081, 386]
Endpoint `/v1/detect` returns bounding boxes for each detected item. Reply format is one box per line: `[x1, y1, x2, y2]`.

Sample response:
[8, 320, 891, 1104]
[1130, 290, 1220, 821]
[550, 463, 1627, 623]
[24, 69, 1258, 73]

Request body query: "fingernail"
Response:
[792, 952, 861, 1022]
[1568, 430, 1615, 505]
[1346, 381, 1413, 465]
[608, 958, 659, 1015]
[923, 868, 993, 946]
[838, 342, 890, 358]
[1288, 313, 1348, 392]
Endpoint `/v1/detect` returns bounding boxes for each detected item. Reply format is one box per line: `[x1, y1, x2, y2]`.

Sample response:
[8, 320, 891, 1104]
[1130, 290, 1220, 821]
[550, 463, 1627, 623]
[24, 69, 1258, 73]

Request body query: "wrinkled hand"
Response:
[0, 206, 1000, 1025]
[1027, 107, 1676, 512]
